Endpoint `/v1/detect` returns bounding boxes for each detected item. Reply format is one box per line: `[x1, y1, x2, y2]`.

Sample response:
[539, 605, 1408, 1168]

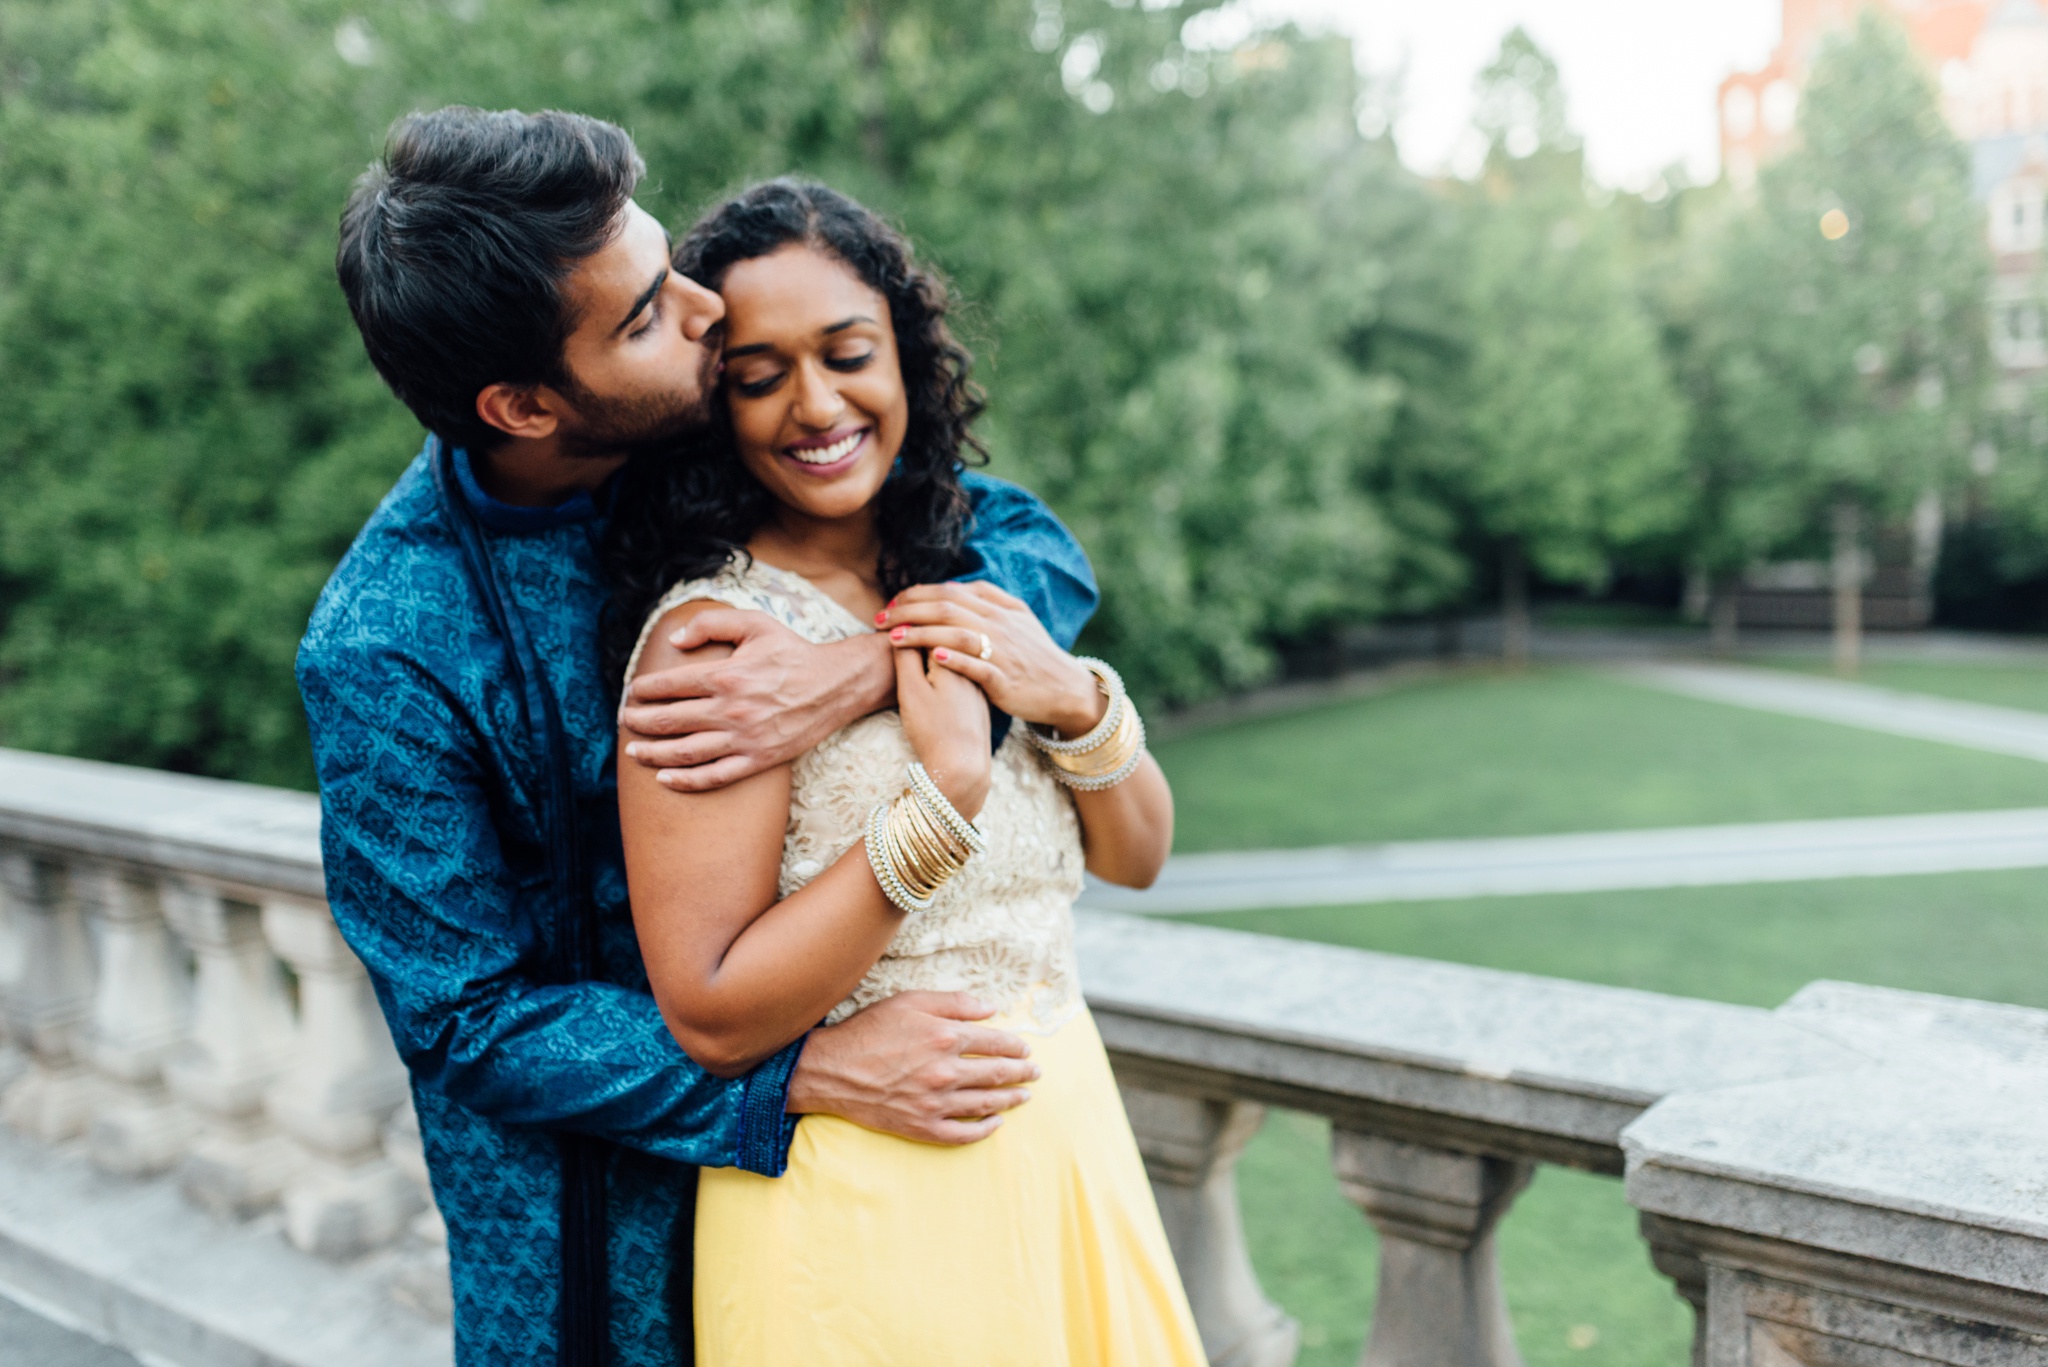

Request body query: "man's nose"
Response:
[674, 275, 726, 343]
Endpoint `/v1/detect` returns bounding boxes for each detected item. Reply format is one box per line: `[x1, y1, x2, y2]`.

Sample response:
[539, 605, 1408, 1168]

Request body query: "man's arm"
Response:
[952, 472, 1100, 653]
[619, 475, 1097, 782]
[302, 642, 799, 1171]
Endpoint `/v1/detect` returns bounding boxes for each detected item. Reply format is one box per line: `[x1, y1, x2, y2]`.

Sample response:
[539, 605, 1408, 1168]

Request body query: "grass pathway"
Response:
[1082, 806, 2048, 912]
[1617, 661, 2048, 762]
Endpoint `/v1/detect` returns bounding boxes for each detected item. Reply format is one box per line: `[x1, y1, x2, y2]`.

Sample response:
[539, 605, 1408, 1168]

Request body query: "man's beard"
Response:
[553, 348, 720, 460]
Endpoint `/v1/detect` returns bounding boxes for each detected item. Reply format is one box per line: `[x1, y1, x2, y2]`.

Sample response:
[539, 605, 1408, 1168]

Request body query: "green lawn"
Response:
[1155, 660, 2048, 1365]
[1766, 657, 2048, 715]
[1154, 667, 2048, 852]
[1189, 867, 2048, 1009]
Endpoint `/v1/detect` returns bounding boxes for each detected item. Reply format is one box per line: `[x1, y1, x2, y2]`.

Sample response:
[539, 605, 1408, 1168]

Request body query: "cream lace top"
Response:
[623, 556, 1087, 1032]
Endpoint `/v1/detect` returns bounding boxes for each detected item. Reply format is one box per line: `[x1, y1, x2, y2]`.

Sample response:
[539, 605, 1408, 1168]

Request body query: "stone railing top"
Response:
[1625, 981, 2048, 1293]
[1075, 911, 1868, 1168]
[0, 747, 322, 897]
[1778, 978, 2048, 1073]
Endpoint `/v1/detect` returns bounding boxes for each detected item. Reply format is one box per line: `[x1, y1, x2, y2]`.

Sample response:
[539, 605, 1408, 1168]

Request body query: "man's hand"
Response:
[786, 992, 1039, 1145]
[618, 609, 893, 792]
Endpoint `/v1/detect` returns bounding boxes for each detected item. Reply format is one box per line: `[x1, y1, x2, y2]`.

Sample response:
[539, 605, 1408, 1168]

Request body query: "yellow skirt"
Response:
[694, 1005, 1207, 1366]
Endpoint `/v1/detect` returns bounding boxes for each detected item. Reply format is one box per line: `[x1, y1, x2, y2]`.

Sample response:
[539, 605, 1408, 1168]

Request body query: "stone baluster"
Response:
[77, 862, 195, 1175]
[1122, 1088, 1300, 1367]
[0, 847, 27, 1093]
[0, 853, 99, 1141]
[383, 1096, 452, 1321]
[261, 894, 419, 1258]
[162, 879, 302, 1217]
[1637, 1213, 1708, 1367]
[1332, 1129, 1533, 1367]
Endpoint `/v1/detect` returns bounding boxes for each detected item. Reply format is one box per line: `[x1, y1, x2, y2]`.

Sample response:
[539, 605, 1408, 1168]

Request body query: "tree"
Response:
[1707, 9, 1988, 673]
[1450, 30, 1687, 663]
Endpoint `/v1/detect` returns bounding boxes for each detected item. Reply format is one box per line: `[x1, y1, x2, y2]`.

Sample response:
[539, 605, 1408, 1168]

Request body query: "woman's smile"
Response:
[782, 424, 870, 476]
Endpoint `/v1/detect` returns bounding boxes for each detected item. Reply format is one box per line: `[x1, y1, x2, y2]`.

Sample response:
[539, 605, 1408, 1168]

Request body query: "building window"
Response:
[1724, 86, 1757, 139]
[1762, 79, 1800, 135]
[1990, 182, 2046, 253]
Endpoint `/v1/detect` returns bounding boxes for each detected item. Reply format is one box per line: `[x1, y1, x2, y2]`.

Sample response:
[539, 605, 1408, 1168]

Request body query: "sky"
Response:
[1218, 0, 1785, 188]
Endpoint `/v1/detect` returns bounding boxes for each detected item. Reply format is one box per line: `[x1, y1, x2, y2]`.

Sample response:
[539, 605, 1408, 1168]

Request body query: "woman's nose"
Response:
[790, 361, 845, 428]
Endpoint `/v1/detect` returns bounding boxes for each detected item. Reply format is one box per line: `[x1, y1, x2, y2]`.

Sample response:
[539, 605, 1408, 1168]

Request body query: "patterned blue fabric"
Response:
[297, 441, 1098, 1366]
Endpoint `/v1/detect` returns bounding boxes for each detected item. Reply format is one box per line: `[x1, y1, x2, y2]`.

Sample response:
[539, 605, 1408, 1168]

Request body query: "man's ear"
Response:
[475, 382, 568, 442]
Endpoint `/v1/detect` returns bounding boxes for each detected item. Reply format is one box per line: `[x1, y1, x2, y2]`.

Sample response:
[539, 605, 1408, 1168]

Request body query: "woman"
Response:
[605, 179, 1204, 1365]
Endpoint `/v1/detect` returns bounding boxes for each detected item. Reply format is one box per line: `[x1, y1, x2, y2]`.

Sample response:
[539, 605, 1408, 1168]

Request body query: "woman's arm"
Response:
[877, 583, 1173, 889]
[619, 600, 991, 1077]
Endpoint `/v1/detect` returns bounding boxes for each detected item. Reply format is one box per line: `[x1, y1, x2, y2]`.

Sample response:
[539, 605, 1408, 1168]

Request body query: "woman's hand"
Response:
[879, 583, 1105, 740]
[895, 642, 992, 818]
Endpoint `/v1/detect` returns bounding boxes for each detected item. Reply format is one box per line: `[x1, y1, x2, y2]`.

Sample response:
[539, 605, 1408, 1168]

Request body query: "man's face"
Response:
[551, 201, 725, 457]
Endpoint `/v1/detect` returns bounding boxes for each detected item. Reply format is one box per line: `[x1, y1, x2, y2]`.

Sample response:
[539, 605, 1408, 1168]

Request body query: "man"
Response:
[298, 107, 1098, 1364]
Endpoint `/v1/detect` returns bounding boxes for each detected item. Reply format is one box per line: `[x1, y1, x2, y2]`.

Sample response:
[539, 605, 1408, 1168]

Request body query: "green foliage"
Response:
[1704, 9, 1989, 557]
[1448, 31, 1688, 593]
[0, 0, 1463, 782]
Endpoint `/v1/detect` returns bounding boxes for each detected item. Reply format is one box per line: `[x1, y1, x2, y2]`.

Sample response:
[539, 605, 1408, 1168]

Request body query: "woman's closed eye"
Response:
[731, 350, 875, 398]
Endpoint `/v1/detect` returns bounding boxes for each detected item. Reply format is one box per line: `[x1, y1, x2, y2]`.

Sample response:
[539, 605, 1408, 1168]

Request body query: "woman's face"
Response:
[718, 244, 908, 525]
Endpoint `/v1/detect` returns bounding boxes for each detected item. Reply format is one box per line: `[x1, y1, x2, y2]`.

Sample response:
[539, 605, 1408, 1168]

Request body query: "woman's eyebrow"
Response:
[725, 315, 878, 360]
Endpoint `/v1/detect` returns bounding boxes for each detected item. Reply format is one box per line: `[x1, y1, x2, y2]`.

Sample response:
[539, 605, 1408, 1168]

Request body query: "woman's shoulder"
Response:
[623, 554, 870, 686]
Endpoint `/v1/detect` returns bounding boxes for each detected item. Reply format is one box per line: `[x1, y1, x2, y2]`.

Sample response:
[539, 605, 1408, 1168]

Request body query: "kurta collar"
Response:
[449, 442, 606, 532]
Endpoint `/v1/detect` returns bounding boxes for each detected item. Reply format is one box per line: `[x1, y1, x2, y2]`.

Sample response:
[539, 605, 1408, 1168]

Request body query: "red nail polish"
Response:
[890, 627, 905, 642]
[934, 648, 949, 661]
[874, 611, 887, 625]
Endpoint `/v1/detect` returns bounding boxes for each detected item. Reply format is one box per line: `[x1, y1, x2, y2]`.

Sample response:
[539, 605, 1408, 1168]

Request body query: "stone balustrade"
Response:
[0, 744, 2043, 1367]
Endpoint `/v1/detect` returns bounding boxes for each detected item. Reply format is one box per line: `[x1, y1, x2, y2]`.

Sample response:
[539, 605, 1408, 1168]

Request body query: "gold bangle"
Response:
[893, 789, 968, 899]
[1049, 703, 1141, 779]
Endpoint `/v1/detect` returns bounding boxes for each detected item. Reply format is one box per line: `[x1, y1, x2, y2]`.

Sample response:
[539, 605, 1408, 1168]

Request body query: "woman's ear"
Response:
[475, 382, 566, 442]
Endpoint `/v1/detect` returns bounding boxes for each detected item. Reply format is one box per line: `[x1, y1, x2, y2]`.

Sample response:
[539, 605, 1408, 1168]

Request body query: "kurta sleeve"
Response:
[299, 641, 800, 1177]
[958, 473, 1099, 650]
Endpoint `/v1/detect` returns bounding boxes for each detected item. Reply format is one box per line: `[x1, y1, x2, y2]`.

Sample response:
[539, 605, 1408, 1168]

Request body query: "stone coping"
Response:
[1074, 911, 1866, 1161]
[1623, 1062, 2048, 1294]
[0, 748, 323, 897]
[1625, 981, 2048, 1293]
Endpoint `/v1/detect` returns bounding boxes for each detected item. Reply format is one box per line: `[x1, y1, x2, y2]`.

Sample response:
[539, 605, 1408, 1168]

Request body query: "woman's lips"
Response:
[779, 426, 869, 477]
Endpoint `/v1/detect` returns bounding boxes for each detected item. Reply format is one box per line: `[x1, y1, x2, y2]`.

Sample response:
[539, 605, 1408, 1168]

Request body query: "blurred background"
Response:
[5, 1, 2048, 1363]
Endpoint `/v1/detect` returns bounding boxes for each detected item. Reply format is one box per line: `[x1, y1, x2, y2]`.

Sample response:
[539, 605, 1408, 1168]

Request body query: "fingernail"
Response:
[890, 627, 905, 642]
[874, 610, 888, 625]
[624, 743, 642, 759]
[1015, 1089, 1032, 1102]
[1028, 1066, 1042, 1080]
[934, 648, 949, 661]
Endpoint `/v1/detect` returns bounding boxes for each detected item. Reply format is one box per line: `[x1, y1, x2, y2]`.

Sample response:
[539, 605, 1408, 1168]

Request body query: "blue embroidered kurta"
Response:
[296, 442, 1098, 1365]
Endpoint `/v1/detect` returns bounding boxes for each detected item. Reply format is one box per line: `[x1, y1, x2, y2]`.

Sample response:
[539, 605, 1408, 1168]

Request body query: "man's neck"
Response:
[472, 435, 627, 508]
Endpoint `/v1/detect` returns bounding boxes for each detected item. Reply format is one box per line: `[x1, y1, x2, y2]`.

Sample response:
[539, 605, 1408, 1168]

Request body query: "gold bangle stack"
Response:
[865, 762, 987, 914]
[1026, 658, 1148, 791]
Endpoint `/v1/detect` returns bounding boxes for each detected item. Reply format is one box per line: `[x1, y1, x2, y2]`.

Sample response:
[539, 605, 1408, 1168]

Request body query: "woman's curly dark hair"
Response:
[600, 178, 987, 691]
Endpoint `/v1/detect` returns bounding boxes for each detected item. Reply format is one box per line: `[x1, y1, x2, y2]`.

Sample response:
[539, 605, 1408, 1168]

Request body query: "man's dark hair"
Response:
[600, 178, 986, 692]
[337, 106, 646, 451]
